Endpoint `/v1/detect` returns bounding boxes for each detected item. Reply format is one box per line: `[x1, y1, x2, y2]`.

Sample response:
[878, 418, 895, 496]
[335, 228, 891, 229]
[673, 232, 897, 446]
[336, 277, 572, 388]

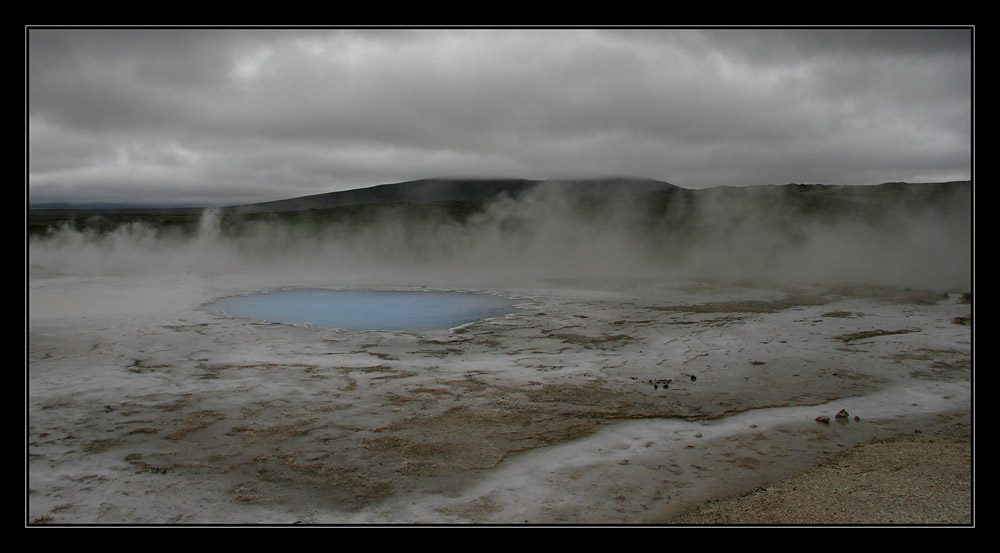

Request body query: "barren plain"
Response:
[27, 271, 972, 525]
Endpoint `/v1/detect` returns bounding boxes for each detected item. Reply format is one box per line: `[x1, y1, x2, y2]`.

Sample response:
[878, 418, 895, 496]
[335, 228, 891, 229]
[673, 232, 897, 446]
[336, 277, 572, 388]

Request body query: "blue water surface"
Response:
[208, 289, 516, 331]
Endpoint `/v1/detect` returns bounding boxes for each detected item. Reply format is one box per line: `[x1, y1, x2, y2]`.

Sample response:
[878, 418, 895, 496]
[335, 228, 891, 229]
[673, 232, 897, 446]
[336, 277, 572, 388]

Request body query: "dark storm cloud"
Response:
[27, 27, 972, 206]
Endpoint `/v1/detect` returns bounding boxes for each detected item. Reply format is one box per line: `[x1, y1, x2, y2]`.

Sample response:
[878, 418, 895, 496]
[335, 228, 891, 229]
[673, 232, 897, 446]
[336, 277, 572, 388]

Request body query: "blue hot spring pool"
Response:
[207, 289, 517, 331]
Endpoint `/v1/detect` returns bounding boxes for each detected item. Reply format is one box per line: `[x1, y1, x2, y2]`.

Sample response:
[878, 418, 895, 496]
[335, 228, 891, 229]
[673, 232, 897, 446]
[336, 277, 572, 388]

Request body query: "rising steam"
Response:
[28, 183, 972, 291]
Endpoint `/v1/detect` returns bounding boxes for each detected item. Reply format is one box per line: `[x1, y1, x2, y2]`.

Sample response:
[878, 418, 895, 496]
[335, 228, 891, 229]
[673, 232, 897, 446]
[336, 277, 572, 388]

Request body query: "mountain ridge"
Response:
[27, 179, 971, 240]
[222, 176, 680, 214]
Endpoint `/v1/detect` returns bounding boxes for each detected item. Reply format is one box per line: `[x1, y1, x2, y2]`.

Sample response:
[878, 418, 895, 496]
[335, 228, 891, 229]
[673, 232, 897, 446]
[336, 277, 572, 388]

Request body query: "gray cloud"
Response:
[27, 27, 973, 206]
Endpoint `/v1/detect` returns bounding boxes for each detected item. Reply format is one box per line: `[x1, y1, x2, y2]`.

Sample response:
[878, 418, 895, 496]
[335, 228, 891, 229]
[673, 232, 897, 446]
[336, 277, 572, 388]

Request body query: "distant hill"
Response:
[28, 178, 970, 240]
[222, 177, 680, 214]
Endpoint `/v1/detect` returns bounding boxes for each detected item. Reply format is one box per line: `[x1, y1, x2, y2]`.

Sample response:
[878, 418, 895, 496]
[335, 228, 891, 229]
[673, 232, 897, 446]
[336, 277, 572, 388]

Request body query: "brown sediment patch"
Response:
[215, 444, 397, 508]
[822, 310, 857, 318]
[888, 348, 972, 380]
[126, 358, 171, 374]
[153, 398, 190, 412]
[194, 361, 322, 380]
[888, 347, 966, 362]
[827, 369, 883, 382]
[654, 285, 948, 315]
[371, 370, 419, 381]
[653, 285, 837, 314]
[732, 456, 764, 470]
[359, 378, 687, 482]
[360, 404, 533, 475]
[546, 332, 635, 349]
[163, 409, 226, 441]
[653, 298, 823, 314]
[82, 437, 122, 454]
[124, 452, 173, 475]
[824, 285, 948, 305]
[125, 427, 159, 436]
[226, 419, 317, 438]
[834, 328, 921, 343]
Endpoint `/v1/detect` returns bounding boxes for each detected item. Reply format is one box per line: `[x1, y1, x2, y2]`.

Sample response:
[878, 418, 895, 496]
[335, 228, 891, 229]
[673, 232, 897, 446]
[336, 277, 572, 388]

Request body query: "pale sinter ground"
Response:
[27, 269, 972, 525]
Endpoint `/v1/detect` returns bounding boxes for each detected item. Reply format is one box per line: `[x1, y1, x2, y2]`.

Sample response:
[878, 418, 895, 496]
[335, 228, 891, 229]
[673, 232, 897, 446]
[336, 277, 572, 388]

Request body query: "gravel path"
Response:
[668, 423, 973, 526]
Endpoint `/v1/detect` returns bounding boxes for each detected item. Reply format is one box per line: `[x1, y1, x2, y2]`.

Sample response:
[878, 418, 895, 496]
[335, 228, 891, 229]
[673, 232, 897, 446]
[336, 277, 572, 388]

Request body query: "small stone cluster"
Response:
[815, 409, 859, 424]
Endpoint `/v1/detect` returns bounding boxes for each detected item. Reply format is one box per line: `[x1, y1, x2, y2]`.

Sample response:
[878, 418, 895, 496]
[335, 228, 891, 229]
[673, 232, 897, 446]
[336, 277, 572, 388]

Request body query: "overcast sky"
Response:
[27, 27, 973, 207]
